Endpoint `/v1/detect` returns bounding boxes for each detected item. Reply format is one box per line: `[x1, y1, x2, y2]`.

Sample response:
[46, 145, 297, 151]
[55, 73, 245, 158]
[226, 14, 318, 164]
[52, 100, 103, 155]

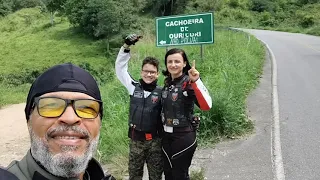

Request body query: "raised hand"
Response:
[124, 34, 143, 46]
[188, 60, 200, 82]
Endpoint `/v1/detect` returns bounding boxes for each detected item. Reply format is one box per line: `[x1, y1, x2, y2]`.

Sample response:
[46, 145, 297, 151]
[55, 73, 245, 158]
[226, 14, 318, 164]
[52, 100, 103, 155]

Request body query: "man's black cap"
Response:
[25, 63, 103, 120]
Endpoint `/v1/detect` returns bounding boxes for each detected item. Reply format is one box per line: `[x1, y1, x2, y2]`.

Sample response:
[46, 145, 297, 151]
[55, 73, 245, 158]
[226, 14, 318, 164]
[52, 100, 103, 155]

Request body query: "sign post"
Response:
[156, 12, 214, 49]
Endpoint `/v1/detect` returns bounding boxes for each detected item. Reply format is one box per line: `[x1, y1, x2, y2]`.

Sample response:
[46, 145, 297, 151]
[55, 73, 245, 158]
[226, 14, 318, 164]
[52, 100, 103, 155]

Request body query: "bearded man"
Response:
[6, 63, 115, 180]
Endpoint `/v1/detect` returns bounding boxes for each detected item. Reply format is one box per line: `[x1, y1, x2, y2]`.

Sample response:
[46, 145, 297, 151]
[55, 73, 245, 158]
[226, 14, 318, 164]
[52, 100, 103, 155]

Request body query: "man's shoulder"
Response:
[5, 160, 28, 180]
[6, 157, 30, 180]
[0, 167, 20, 180]
[6, 160, 20, 173]
[87, 158, 116, 180]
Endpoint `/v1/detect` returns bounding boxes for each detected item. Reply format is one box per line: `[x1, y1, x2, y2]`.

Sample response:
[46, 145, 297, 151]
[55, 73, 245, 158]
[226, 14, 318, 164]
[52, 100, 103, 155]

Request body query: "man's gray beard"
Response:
[28, 125, 99, 178]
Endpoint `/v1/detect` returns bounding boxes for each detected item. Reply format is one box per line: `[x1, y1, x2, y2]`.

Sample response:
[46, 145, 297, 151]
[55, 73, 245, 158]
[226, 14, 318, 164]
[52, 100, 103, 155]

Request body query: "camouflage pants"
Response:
[129, 138, 163, 180]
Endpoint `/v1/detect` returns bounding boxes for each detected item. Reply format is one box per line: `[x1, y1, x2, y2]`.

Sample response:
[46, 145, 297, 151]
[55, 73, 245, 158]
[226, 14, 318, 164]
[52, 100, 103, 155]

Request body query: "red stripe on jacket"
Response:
[191, 82, 211, 111]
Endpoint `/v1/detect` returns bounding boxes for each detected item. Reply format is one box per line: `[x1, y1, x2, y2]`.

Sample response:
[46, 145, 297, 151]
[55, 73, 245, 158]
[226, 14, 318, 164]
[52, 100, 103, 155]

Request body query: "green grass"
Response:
[0, 83, 29, 107]
[190, 168, 205, 180]
[0, 7, 114, 106]
[0, 8, 265, 177]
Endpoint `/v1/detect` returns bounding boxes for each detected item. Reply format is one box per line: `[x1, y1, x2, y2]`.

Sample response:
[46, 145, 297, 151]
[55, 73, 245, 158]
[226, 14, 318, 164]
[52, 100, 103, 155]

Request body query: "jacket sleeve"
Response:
[190, 78, 212, 111]
[115, 46, 137, 96]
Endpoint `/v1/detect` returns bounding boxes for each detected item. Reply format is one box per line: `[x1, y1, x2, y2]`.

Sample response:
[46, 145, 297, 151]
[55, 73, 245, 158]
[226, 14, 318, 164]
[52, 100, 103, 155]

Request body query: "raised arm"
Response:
[188, 60, 212, 111]
[191, 79, 212, 111]
[115, 46, 137, 95]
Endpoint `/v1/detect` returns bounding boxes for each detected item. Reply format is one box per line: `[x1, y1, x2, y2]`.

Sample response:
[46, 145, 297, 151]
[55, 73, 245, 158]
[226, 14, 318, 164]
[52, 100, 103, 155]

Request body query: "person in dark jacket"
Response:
[161, 48, 212, 180]
[115, 34, 163, 180]
[6, 63, 115, 180]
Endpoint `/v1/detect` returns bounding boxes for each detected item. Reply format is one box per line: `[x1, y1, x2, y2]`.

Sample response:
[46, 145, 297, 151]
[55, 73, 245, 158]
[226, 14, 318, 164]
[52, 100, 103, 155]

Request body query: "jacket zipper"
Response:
[139, 87, 145, 132]
[131, 106, 138, 139]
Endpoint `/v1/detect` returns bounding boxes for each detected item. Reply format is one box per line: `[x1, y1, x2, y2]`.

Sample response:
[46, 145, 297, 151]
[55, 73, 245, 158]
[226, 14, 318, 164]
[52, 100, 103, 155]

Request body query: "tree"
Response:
[296, 0, 320, 4]
[12, 0, 41, 11]
[249, 0, 275, 12]
[0, 0, 13, 16]
[65, 0, 136, 52]
[41, 0, 66, 25]
[142, 0, 191, 16]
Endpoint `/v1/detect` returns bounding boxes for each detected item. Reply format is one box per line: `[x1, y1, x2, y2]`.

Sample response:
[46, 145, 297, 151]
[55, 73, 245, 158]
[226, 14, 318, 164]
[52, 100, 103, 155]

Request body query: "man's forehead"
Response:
[40, 91, 95, 99]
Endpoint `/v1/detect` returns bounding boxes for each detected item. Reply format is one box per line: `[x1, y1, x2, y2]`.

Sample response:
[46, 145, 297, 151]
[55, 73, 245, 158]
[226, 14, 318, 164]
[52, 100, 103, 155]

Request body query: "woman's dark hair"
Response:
[142, 56, 160, 71]
[162, 48, 191, 78]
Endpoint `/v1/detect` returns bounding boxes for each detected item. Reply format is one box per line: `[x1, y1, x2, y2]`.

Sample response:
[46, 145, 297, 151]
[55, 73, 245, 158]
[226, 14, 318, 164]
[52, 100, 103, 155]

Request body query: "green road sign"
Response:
[156, 12, 214, 47]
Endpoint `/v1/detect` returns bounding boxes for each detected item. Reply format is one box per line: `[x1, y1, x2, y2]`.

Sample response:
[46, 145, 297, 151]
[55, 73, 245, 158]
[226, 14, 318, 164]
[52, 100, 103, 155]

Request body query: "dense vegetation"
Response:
[1, 0, 319, 37]
[0, 0, 320, 39]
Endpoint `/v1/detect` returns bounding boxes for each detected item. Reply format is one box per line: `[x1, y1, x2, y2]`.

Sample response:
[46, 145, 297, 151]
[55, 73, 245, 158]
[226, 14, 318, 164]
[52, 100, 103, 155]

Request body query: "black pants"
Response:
[162, 131, 197, 180]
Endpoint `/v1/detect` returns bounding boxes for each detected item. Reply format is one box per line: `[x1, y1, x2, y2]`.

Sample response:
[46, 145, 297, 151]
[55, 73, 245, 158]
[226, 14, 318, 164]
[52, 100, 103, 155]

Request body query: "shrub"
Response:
[228, 0, 240, 8]
[249, 0, 275, 12]
[0, 0, 13, 16]
[299, 15, 315, 28]
[11, 0, 41, 11]
[258, 11, 277, 27]
[0, 0, 41, 16]
[306, 26, 320, 36]
[65, 0, 136, 39]
[218, 8, 253, 25]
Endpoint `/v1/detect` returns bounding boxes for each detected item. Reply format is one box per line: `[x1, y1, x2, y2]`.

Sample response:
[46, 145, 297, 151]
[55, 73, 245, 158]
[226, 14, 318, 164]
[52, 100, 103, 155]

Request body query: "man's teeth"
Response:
[55, 136, 80, 139]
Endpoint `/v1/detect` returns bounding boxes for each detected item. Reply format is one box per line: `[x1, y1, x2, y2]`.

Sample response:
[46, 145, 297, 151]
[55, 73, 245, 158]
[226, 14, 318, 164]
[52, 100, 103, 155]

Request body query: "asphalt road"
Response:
[246, 29, 320, 180]
[203, 30, 273, 180]
[205, 29, 320, 180]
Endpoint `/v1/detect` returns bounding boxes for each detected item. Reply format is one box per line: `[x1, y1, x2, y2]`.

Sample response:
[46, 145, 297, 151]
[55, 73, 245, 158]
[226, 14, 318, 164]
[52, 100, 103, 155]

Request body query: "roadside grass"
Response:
[0, 83, 29, 107]
[0, 8, 265, 177]
[190, 168, 206, 180]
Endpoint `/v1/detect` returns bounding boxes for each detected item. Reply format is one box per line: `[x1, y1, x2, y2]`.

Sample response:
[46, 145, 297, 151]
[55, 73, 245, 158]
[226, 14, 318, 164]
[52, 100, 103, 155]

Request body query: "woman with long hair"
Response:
[161, 48, 212, 180]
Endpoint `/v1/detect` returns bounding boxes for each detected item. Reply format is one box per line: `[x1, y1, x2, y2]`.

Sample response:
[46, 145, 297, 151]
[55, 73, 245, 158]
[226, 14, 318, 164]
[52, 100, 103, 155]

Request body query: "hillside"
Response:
[211, 0, 320, 36]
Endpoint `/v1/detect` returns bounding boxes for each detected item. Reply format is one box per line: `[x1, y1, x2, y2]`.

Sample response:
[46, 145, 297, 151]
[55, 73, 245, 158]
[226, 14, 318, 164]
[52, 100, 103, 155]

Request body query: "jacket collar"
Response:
[166, 74, 188, 86]
[138, 79, 158, 92]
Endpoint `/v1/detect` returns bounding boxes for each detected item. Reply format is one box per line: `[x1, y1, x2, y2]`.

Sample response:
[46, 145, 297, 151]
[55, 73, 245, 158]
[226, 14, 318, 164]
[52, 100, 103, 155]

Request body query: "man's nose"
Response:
[57, 105, 81, 125]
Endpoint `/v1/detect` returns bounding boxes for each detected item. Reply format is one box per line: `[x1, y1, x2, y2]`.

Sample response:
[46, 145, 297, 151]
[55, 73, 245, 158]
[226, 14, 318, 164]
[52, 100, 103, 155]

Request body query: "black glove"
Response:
[124, 34, 142, 45]
[191, 116, 200, 131]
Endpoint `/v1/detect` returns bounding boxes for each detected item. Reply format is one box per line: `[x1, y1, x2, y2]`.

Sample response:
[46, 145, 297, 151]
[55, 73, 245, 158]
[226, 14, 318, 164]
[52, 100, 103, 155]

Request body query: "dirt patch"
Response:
[0, 103, 30, 167]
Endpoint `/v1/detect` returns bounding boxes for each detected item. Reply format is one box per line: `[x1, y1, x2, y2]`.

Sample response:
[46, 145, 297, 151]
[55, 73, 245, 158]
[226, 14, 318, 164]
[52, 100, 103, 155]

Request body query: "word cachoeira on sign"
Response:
[165, 18, 204, 27]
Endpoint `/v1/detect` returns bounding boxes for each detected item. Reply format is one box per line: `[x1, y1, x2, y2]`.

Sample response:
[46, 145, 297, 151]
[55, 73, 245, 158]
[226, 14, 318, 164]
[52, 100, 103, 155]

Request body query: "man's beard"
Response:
[28, 124, 99, 178]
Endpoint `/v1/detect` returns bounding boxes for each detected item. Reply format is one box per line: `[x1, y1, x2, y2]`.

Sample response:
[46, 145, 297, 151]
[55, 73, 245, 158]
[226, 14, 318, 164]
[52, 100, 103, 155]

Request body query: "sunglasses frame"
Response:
[33, 96, 102, 119]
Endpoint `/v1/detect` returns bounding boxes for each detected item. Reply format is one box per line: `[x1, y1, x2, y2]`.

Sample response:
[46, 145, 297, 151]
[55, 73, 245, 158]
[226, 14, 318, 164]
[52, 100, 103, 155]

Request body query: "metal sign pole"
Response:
[200, 44, 203, 60]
